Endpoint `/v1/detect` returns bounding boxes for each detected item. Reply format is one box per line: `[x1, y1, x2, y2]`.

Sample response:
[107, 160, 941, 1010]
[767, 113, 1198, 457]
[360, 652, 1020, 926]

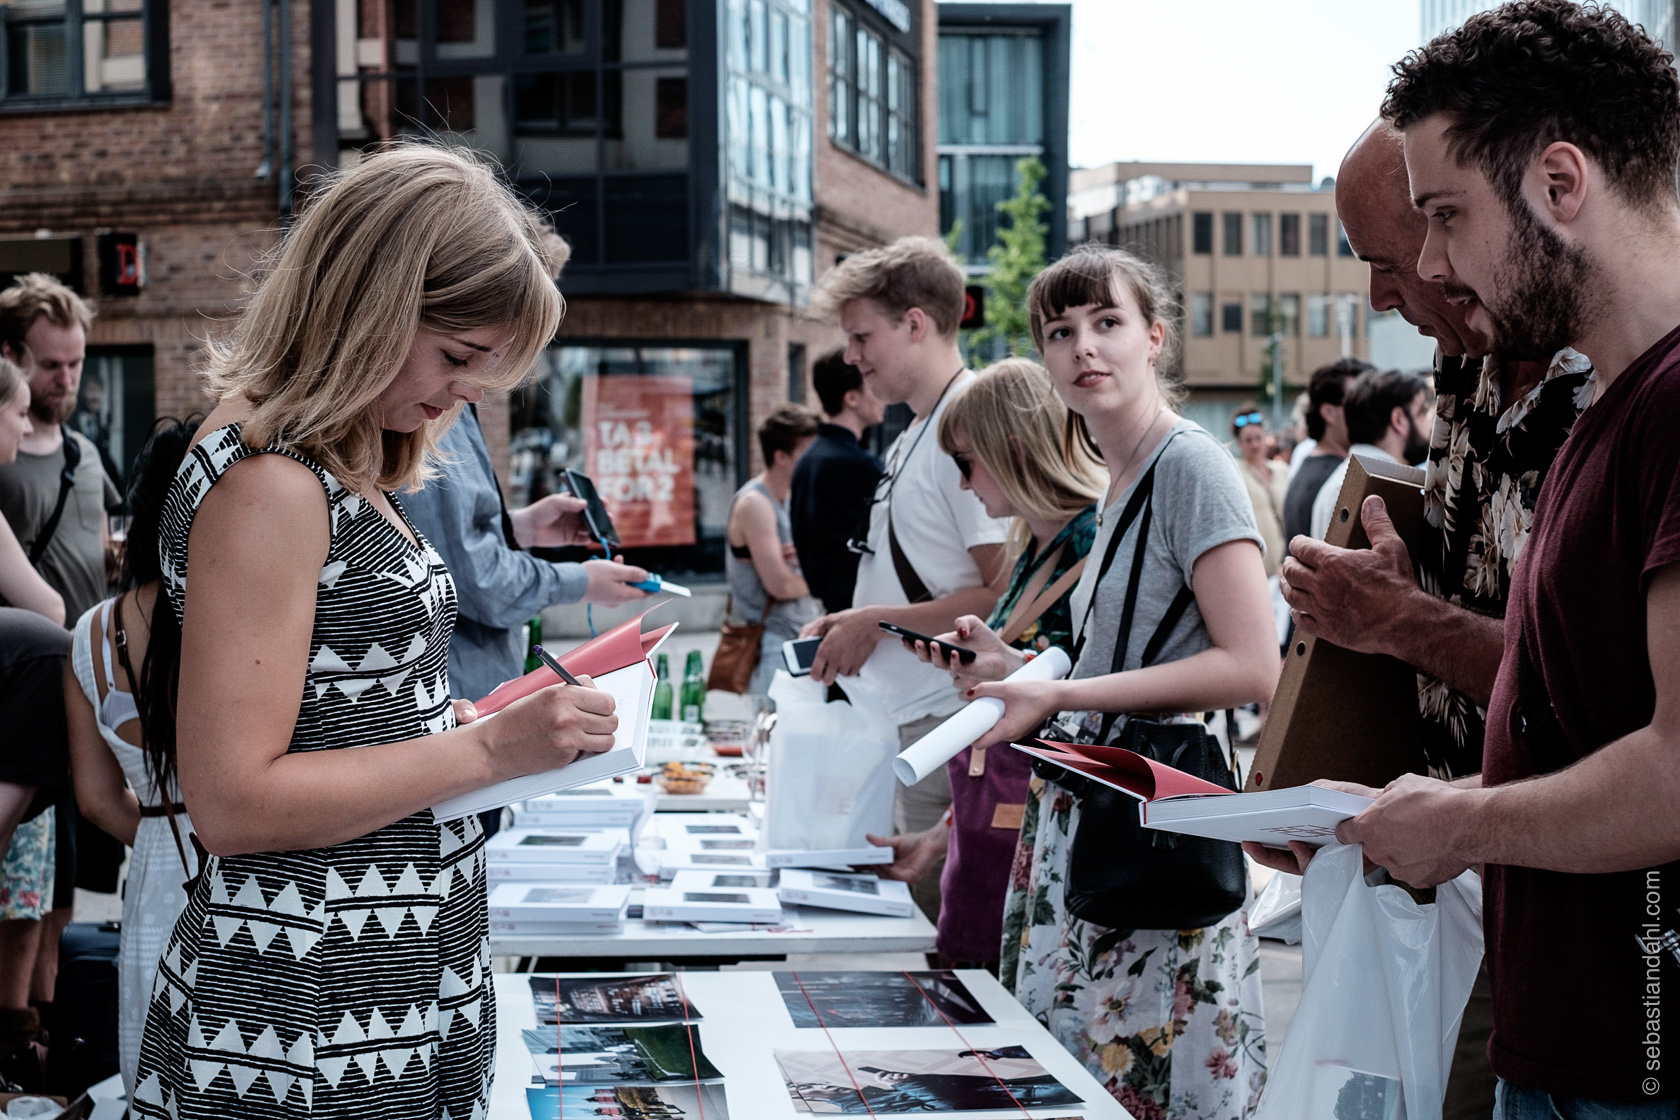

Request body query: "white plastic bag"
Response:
[1254, 843, 1483, 1120]
[1248, 868, 1303, 944]
[763, 671, 898, 851]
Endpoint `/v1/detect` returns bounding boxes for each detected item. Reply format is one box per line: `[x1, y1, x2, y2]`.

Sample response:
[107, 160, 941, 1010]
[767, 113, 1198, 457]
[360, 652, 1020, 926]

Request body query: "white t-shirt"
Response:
[1309, 443, 1398, 540]
[850, 372, 1010, 725]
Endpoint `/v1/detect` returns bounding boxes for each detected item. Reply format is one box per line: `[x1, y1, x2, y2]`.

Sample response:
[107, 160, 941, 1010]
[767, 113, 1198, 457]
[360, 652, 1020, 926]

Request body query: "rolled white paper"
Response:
[892, 646, 1072, 786]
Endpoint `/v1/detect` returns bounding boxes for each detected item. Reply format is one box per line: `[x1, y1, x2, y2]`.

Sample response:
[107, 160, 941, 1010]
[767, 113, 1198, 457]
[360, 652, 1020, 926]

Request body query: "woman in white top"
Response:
[64, 417, 201, 1097]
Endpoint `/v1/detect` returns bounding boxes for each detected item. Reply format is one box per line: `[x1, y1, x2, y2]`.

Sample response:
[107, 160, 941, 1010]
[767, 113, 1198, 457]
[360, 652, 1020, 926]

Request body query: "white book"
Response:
[488, 882, 632, 923]
[488, 918, 623, 936]
[511, 783, 653, 831]
[1143, 786, 1374, 847]
[764, 845, 893, 869]
[669, 869, 778, 893]
[486, 828, 622, 865]
[431, 634, 669, 822]
[651, 814, 757, 842]
[657, 849, 768, 878]
[776, 868, 915, 917]
[643, 885, 783, 924]
[486, 862, 617, 884]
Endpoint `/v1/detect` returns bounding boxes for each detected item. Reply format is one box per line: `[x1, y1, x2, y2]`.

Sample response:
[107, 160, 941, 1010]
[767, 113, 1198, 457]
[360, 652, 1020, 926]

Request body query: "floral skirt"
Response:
[0, 807, 54, 921]
[999, 777, 1267, 1120]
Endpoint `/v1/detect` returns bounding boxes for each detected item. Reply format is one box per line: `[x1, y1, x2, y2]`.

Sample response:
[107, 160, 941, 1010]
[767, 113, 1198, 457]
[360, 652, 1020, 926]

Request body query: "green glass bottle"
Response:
[524, 615, 543, 675]
[680, 649, 705, 723]
[651, 653, 674, 720]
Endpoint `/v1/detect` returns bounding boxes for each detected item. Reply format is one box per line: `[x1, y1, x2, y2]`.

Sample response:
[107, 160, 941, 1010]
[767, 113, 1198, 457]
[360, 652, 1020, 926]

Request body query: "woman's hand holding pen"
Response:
[473, 675, 619, 780]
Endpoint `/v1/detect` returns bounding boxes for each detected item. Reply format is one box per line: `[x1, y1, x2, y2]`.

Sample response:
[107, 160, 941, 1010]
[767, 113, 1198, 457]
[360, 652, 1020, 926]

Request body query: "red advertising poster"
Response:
[582, 374, 696, 548]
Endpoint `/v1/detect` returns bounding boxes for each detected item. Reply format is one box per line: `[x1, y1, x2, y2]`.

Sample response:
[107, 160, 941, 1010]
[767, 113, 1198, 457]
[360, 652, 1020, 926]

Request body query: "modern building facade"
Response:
[1421, 0, 1675, 45]
[935, 3, 1068, 272]
[1069, 161, 1372, 430]
[0, 0, 942, 582]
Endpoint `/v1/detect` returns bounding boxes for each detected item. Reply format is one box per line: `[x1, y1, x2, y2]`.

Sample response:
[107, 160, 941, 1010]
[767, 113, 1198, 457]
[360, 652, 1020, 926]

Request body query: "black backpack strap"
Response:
[1071, 459, 1162, 664]
[28, 426, 82, 567]
[468, 404, 521, 552]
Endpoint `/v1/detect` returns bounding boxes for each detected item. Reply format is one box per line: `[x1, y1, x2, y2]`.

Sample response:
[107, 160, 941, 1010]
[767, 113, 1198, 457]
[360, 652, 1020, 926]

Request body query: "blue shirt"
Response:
[402, 408, 588, 702]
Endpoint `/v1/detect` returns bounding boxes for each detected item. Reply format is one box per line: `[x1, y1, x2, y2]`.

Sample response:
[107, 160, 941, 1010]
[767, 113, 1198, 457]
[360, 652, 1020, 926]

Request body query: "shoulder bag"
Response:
[707, 593, 773, 694]
[26, 425, 82, 566]
[1033, 441, 1248, 931]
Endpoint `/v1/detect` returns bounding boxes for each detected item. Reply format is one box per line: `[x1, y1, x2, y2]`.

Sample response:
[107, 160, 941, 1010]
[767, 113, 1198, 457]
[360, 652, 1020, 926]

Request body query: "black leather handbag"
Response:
[1034, 445, 1248, 932]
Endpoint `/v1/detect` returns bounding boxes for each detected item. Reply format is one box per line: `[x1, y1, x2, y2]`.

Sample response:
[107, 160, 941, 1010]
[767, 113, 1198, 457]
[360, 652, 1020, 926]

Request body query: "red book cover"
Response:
[1011, 739, 1232, 802]
[474, 613, 676, 715]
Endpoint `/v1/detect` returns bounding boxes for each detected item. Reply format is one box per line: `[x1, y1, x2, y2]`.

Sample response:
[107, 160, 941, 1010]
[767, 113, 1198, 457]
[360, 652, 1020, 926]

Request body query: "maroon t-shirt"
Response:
[1484, 322, 1680, 1101]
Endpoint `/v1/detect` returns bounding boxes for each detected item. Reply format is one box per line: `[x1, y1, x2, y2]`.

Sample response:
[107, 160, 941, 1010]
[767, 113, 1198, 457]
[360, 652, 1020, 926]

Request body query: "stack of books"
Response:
[644, 877, 784, 924]
[510, 780, 653, 839]
[487, 882, 633, 936]
[651, 814, 770, 879]
[485, 827, 626, 886]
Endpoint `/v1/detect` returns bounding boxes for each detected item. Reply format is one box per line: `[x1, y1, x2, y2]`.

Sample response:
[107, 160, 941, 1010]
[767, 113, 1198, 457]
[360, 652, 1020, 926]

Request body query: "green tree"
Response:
[969, 156, 1051, 357]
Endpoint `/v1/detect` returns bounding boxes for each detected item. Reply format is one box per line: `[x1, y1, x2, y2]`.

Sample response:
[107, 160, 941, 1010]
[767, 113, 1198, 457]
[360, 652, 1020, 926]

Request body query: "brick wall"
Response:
[0, 0, 311, 414]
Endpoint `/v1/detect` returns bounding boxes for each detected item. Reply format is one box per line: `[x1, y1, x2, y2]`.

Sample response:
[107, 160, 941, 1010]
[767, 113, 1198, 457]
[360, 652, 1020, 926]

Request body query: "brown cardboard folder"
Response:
[1246, 454, 1448, 792]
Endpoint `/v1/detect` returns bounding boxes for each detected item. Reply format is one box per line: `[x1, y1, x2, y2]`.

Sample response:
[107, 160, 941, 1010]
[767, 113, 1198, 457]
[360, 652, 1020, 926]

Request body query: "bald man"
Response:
[1270, 121, 1594, 1120]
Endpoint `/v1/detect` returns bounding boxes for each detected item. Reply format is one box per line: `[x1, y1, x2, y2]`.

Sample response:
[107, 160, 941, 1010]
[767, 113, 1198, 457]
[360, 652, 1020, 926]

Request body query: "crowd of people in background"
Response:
[1, 2, 1678, 1118]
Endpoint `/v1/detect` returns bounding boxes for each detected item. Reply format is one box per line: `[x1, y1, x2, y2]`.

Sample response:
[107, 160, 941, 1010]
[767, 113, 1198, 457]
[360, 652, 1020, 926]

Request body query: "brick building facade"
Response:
[0, 0, 940, 580]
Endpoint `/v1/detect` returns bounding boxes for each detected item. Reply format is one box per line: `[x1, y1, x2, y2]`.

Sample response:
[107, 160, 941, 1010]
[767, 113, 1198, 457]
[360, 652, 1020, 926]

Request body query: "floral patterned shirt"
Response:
[1416, 346, 1594, 776]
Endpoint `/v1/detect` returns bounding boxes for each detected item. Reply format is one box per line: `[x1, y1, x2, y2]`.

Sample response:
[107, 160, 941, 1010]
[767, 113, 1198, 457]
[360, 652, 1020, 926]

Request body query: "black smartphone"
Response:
[877, 621, 977, 663]
[558, 469, 622, 552]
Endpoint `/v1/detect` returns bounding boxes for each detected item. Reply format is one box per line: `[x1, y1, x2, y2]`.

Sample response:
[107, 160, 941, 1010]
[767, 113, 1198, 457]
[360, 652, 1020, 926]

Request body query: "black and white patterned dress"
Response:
[132, 424, 493, 1120]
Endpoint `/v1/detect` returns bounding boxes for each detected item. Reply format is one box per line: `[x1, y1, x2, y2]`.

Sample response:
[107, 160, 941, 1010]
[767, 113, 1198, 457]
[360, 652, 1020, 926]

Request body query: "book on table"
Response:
[1012, 739, 1372, 848]
[488, 882, 632, 924]
[776, 868, 915, 917]
[511, 781, 654, 833]
[642, 885, 784, 924]
[485, 827, 623, 865]
[486, 861, 617, 884]
[431, 613, 676, 822]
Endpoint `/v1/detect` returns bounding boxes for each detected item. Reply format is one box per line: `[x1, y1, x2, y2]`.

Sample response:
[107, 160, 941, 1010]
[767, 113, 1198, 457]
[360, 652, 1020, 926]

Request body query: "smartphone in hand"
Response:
[876, 621, 978, 664]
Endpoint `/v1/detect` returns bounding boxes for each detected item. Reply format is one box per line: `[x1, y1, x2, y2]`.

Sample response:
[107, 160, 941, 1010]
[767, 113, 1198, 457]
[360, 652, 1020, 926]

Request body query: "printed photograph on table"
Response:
[776, 1045, 1083, 1113]
[529, 975, 702, 1025]
[525, 1082, 732, 1120]
[523, 1024, 724, 1084]
[775, 972, 994, 1028]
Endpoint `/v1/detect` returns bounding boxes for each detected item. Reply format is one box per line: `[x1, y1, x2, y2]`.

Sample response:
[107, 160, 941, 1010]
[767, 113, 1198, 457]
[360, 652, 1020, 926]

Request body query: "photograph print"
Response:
[774, 971, 994, 1028]
[776, 1045, 1081, 1113]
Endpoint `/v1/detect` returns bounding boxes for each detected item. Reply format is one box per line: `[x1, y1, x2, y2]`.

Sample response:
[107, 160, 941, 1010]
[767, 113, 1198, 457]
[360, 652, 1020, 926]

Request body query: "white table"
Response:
[487, 970, 1133, 1120]
[490, 890, 937, 963]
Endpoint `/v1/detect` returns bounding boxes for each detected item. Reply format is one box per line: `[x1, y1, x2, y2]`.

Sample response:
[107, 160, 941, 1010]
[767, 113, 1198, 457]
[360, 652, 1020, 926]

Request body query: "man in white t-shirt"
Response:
[802, 237, 1010, 918]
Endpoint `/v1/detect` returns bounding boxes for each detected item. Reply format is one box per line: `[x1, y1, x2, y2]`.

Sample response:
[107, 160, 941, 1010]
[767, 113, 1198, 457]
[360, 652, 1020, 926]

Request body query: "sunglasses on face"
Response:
[950, 451, 974, 481]
[1234, 412, 1264, 429]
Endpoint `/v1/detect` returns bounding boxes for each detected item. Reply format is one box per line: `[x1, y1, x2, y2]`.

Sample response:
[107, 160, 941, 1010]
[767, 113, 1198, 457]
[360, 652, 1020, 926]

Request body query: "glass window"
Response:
[1309, 213, 1329, 256]
[1278, 292, 1300, 337]
[936, 30, 1042, 146]
[1307, 293, 1331, 338]
[656, 0, 687, 50]
[1251, 213, 1272, 257]
[1250, 292, 1272, 337]
[1338, 293, 1361, 337]
[1221, 301, 1243, 334]
[1222, 212, 1242, 256]
[525, 0, 587, 53]
[1280, 213, 1301, 256]
[1192, 212, 1213, 255]
[509, 343, 746, 578]
[75, 345, 153, 491]
[1337, 221, 1355, 258]
[3, 0, 162, 104]
[1191, 292, 1214, 338]
[436, 0, 494, 60]
[829, 1, 918, 180]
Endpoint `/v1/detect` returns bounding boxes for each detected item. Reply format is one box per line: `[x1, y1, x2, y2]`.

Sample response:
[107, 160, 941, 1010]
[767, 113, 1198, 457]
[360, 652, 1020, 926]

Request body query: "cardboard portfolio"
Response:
[1246, 454, 1451, 793]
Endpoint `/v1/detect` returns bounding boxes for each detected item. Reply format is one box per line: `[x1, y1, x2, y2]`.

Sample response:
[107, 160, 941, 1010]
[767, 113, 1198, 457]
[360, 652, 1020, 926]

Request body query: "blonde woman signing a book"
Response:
[912, 246, 1280, 1120]
[128, 146, 620, 1120]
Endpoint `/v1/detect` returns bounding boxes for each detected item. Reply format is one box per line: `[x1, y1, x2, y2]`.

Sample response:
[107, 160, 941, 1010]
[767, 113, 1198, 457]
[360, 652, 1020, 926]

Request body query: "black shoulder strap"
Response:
[887, 501, 933, 604]
[28, 426, 82, 567]
[468, 404, 520, 552]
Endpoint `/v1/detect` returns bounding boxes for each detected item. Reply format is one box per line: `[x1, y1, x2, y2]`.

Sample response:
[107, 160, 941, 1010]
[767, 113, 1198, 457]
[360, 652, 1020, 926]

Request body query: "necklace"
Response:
[1097, 403, 1169, 528]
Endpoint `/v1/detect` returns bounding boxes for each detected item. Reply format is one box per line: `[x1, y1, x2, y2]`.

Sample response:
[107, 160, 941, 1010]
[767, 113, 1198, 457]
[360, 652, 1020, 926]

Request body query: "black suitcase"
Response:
[46, 920, 120, 1099]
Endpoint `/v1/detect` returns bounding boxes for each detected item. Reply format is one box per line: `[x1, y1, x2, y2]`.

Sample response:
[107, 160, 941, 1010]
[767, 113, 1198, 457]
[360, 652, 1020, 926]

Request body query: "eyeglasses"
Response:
[950, 451, 973, 481]
[1234, 412, 1264, 429]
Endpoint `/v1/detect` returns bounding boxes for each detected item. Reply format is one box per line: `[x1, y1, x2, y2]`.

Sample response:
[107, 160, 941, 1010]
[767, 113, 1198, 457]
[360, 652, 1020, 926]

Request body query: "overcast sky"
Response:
[1061, 0, 1422, 181]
